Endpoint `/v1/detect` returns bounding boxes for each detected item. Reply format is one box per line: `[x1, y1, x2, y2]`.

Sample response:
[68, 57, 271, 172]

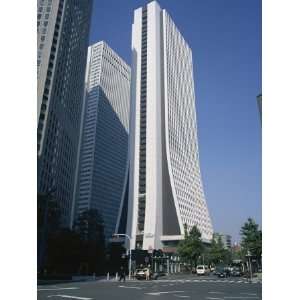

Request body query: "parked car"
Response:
[196, 265, 210, 276]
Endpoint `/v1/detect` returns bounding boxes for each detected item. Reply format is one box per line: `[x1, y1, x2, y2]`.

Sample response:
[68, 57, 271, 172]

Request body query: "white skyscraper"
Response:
[118, 1, 213, 251]
[74, 41, 131, 239]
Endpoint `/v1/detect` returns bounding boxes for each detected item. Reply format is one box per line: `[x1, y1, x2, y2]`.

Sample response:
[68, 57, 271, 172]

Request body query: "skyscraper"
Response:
[119, 1, 213, 251]
[74, 41, 131, 240]
[214, 233, 232, 250]
[37, 0, 93, 227]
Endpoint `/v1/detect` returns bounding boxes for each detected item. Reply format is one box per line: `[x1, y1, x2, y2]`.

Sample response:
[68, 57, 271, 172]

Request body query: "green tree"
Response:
[46, 228, 82, 275]
[106, 242, 126, 273]
[38, 192, 61, 274]
[177, 224, 204, 269]
[207, 235, 231, 266]
[74, 209, 106, 274]
[240, 218, 262, 267]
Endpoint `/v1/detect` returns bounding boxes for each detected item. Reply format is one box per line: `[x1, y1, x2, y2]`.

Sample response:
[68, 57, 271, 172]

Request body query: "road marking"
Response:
[208, 291, 224, 294]
[38, 287, 80, 291]
[224, 297, 259, 299]
[118, 285, 142, 289]
[174, 296, 190, 298]
[206, 298, 223, 300]
[146, 291, 185, 296]
[144, 279, 254, 285]
[240, 293, 257, 296]
[47, 295, 92, 300]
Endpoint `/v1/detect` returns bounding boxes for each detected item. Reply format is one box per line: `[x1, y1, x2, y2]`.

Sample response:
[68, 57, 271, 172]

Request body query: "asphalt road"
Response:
[37, 274, 262, 300]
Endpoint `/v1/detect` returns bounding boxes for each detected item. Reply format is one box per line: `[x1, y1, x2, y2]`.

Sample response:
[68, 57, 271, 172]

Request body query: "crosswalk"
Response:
[99, 277, 262, 285]
[152, 278, 262, 284]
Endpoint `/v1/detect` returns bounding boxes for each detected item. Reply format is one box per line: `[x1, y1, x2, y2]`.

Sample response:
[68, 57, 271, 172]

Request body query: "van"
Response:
[196, 265, 209, 276]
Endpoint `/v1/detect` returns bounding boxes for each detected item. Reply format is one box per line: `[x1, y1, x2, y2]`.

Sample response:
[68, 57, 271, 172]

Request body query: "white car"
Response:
[196, 265, 209, 276]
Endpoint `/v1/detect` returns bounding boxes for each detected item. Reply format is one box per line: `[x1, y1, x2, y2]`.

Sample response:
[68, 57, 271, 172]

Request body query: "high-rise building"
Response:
[74, 41, 131, 240]
[214, 233, 232, 250]
[37, 0, 93, 227]
[118, 1, 213, 251]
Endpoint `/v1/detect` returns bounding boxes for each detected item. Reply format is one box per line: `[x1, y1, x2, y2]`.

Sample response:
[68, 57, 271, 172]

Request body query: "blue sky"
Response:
[89, 0, 261, 243]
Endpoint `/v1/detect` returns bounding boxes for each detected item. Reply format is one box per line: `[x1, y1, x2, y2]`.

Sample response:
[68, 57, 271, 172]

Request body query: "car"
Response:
[135, 268, 151, 280]
[214, 266, 223, 276]
[214, 266, 229, 278]
[231, 267, 242, 277]
[218, 271, 227, 278]
[152, 271, 166, 280]
[196, 265, 210, 276]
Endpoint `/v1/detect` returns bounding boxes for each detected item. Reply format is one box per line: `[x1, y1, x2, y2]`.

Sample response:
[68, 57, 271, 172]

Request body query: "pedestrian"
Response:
[119, 266, 126, 282]
[145, 267, 150, 281]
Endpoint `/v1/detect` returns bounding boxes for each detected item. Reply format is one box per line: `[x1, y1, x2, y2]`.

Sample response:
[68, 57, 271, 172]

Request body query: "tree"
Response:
[240, 218, 262, 268]
[206, 235, 232, 266]
[74, 209, 106, 275]
[177, 224, 204, 269]
[46, 228, 82, 275]
[106, 242, 126, 273]
[37, 193, 83, 276]
[37, 192, 61, 273]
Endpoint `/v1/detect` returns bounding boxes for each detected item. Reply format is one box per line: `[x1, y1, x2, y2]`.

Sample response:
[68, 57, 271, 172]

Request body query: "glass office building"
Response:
[75, 41, 131, 240]
[37, 0, 93, 227]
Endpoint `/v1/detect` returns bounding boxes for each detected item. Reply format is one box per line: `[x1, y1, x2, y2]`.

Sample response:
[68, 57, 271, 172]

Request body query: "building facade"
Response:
[118, 1, 213, 251]
[37, 0, 93, 227]
[74, 41, 131, 240]
[214, 233, 232, 250]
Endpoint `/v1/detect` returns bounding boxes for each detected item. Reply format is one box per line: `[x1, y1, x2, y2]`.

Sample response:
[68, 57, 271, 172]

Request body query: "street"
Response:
[37, 274, 262, 300]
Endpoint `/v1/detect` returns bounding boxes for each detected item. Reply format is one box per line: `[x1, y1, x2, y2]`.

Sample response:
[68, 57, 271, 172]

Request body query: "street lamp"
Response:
[112, 233, 132, 280]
